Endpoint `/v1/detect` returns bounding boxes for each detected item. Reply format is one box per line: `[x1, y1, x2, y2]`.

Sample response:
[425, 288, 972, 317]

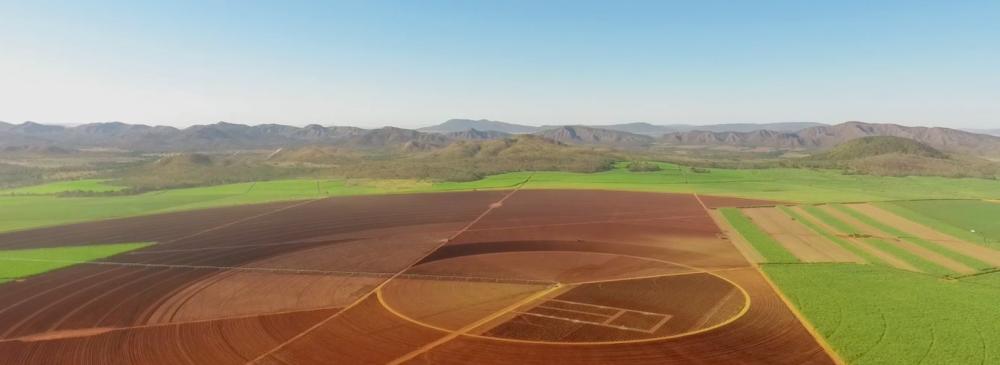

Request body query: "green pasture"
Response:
[0, 242, 152, 282]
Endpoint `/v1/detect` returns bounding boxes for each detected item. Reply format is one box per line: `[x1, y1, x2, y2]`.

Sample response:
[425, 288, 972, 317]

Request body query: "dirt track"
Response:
[0, 190, 834, 364]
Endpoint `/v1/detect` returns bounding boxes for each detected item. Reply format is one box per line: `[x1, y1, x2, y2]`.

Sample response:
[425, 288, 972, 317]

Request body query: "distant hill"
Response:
[120, 152, 297, 189]
[0, 121, 368, 151]
[336, 127, 451, 151]
[445, 129, 512, 140]
[587, 122, 825, 136]
[5, 120, 998, 158]
[964, 128, 1000, 137]
[269, 135, 615, 181]
[802, 136, 998, 178]
[419, 119, 539, 134]
[662, 129, 805, 148]
[534, 126, 654, 147]
[426, 120, 824, 136]
[812, 136, 947, 161]
[662, 121, 1000, 157]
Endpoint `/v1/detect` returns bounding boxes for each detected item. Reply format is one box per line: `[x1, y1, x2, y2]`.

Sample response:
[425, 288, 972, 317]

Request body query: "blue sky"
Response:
[1, 1, 998, 128]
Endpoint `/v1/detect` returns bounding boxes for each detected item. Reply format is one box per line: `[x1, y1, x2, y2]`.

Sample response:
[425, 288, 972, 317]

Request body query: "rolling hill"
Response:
[534, 126, 654, 147]
[802, 136, 999, 178]
[587, 122, 825, 136]
[811, 136, 948, 160]
[663, 121, 1000, 157]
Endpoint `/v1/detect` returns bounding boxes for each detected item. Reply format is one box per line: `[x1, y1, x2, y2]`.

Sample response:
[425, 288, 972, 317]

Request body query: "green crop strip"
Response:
[799, 205, 953, 276]
[832, 204, 990, 270]
[777, 206, 884, 266]
[719, 208, 799, 263]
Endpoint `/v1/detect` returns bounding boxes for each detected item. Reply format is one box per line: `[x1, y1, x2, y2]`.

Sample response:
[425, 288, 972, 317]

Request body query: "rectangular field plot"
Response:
[607, 311, 672, 333]
[522, 299, 673, 334]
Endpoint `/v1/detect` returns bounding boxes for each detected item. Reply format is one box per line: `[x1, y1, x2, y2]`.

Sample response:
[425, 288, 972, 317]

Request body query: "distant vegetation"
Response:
[114, 153, 308, 190]
[626, 161, 661, 172]
[271, 136, 618, 182]
[813, 136, 947, 160]
[799, 136, 999, 179]
[0, 162, 43, 188]
[0, 179, 125, 196]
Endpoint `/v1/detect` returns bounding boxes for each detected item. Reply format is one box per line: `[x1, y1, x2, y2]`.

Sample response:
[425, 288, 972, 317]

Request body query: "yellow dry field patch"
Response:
[742, 207, 862, 263]
[788, 206, 918, 272]
[852, 203, 1000, 267]
[818, 205, 976, 274]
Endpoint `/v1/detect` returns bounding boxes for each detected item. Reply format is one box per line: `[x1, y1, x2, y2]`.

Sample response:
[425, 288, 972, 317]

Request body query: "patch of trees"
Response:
[627, 161, 661, 172]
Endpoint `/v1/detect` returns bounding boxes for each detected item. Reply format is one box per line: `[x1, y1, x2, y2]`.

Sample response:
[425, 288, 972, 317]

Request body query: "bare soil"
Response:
[0, 190, 833, 364]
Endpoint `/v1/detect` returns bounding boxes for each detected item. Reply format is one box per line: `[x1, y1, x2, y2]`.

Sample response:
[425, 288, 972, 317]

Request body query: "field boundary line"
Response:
[702, 200, 847, 365]
[245, 177, 532, 364]
[386, 284, 562, 365]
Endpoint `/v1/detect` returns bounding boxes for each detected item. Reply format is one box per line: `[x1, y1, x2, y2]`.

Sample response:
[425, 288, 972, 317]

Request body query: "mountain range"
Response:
[418, 119, 825, 136]
[2, 120, 999, 157]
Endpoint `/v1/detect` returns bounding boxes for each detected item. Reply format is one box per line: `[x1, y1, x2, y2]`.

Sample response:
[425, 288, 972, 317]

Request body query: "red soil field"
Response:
[0, 190, 833, 364]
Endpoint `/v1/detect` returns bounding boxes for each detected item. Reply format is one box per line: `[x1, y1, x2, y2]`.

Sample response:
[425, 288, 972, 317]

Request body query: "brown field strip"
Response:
[851, 203, 1000, 267]
[788, 206, 918, 272]
[742, 207, 861, 263]
[818, 205, 976, 274]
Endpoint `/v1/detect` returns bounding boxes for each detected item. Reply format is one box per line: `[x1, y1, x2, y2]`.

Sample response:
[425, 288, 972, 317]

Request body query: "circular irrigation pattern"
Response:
[378, 248, 750, 345]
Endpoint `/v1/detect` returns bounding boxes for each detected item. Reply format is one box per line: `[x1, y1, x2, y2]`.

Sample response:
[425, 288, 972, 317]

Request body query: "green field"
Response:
[777, 206, 885, 266]
[831, 204, 991, 271]
[0, 179, 126, 195]
[797, 205, 960, 276]
[718, 208, 798, 263]
[0, 242, 152, 282]
[765, 264, 1000, 365]
[883, 200, 1000, 249]
[2, 164, 999, 234]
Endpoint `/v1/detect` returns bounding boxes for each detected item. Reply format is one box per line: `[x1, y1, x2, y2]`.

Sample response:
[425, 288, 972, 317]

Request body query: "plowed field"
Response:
[0, 190, 834, 364]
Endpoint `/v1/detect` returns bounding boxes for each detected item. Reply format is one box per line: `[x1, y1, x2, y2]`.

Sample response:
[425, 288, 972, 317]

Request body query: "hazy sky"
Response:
[1, 1, 998, 128]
